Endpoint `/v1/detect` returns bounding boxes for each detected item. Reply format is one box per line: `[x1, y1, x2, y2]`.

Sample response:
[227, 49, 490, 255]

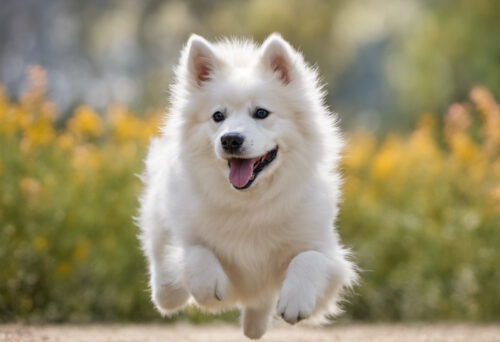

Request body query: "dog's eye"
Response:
[254, 108, 270, 119]
[212, 111, 225, 122]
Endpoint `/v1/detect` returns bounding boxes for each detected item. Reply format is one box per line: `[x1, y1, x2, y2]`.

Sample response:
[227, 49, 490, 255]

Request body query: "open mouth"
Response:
[227, 147, 278, 190]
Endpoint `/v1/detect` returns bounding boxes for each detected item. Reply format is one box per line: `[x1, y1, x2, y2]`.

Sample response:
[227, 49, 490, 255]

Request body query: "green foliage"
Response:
[1, 73, 500, 323]
[389, 0, 500, 120]
[0, 75, 237, 324]
[340, 94, 500, 321]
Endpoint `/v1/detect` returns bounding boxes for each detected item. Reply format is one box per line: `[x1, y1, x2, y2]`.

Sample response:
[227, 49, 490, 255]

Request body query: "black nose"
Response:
[221, 132, 245, 153]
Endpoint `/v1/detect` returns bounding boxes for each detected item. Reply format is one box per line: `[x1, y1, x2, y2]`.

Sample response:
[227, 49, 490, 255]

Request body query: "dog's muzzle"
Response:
[227, 147, 278, 190]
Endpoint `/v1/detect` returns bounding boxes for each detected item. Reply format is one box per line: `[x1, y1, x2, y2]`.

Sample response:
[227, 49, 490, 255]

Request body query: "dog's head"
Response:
[171, 34, 335, 193]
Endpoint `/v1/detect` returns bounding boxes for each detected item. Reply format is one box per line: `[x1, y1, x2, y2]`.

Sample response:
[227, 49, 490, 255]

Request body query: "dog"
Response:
[137, 33, 357, 339]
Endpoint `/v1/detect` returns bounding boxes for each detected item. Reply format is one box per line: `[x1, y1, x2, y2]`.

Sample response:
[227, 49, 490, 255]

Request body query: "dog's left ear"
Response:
[260, 33, 296, 85]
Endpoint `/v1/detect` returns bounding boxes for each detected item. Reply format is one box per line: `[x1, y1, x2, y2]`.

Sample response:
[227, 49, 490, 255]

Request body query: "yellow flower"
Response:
[119, 141, 138, 160]
[344, 132, 376, 171]
[470, 85, 497, 116]
[108, 103, 139, 142]
[371, 135, 402, 180]
[69, 105, 103, 138]
[72, 144, 102, 170]
[56, 262, 72, 277]
[22, 115, 55, 147]
[0, 105, 31, 136]
[14, 107, 33, 131]
[0, 83, 6, 100]
[142, 109, 163, 140]
[449, 133, 478, 163]
[19, 177, 41, 199]
[56, 133, 75, 150]
[470, 85, 500, 150]
[108, 104, 162, 143]
[41, 101, 57, 121]
[33, 236, 48, 251]
[409, 128, 439, 160]
[444, 103, 471, 142]
[73, 239, 90, 262]
[417, 113, 437, 132]
[493, 159, 500, 180]
[489, 186, 500, 213]
[20, 65, 47, 106]
[0, 84, 8, 123]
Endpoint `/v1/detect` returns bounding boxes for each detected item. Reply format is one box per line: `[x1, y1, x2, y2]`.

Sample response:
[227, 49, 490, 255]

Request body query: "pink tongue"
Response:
[229, 158, 256, 188]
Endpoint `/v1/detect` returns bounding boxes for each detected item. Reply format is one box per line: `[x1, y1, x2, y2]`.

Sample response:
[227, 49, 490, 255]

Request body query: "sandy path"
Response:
[1, 323, 500, 342]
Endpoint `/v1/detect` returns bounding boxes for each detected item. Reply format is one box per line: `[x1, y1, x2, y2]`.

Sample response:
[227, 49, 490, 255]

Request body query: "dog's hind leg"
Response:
[141, 225, 190, 316]
[242, 301, 274, 339]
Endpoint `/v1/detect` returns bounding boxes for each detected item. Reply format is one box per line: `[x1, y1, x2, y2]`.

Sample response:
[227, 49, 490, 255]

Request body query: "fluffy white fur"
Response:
[137, 33, 357, 339]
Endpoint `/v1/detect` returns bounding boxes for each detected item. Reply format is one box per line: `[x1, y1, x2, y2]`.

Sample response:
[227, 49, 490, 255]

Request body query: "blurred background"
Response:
[1, 0, 499, 323]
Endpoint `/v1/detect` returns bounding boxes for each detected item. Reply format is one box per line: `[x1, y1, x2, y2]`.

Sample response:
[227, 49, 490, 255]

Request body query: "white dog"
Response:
[137, 33, 357, 339]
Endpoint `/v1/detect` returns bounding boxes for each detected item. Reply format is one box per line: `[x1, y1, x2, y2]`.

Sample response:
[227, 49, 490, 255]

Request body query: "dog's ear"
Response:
[185, 34, 220, 87]
[260, 33, 295, 85]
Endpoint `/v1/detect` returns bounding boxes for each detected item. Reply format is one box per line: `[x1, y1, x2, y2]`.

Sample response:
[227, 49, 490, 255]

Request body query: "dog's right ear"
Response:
[185, 34, 220, 87]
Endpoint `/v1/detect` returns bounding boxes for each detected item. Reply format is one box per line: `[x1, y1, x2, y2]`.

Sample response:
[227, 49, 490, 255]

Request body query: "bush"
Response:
[340, 88, 500, 321]
[1, 67, 499, 322]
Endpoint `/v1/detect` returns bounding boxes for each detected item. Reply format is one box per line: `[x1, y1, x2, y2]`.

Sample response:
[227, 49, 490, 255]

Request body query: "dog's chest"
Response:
[193, 206, 299, 286]
[212, 230, 294, 299]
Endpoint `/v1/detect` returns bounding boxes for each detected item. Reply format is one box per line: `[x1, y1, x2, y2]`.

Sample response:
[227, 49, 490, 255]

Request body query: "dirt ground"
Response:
[1, 323, 500, 342]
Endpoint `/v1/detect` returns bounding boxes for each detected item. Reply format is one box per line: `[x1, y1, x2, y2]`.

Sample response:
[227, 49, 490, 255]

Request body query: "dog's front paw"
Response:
[187, 265, 228, 306]
[185, 246, 229, 306]
[152, 282, 190, 316]
[277, 279, 316, 324]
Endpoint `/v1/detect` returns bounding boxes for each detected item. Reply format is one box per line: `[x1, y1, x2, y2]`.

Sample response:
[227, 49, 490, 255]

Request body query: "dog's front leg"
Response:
[277, 250, 351, 324]
[184, 245, 230, 307]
